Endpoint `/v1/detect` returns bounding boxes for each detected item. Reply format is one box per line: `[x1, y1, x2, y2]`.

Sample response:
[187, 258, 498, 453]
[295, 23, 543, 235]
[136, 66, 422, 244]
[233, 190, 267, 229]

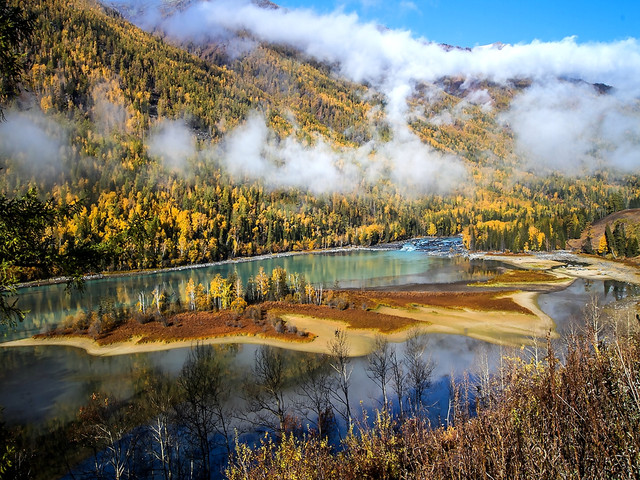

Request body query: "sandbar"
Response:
[1, 291, 554, 357]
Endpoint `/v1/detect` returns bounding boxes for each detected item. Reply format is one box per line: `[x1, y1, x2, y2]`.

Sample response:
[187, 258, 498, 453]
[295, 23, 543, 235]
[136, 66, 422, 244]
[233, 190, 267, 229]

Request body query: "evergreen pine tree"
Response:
[604, 224, 615, 257]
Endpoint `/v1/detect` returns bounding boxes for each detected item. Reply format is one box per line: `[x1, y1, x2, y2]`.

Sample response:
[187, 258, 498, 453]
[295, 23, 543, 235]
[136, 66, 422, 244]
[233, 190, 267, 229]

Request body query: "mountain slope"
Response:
[568, 208, 640, 256]
[0, 0, 639, 278]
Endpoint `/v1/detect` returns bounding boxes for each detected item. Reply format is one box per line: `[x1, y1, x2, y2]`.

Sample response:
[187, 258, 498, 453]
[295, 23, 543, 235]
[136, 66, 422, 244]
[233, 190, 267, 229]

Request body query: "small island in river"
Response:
[2, 255, 587, 356]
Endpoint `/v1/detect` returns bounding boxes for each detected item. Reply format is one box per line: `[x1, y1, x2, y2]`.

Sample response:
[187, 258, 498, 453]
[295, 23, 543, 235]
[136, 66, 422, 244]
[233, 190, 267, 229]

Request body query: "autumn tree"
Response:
[597, 234, 609, 256]
[255, 267, 270, 302]
[185, 278, 197, 311]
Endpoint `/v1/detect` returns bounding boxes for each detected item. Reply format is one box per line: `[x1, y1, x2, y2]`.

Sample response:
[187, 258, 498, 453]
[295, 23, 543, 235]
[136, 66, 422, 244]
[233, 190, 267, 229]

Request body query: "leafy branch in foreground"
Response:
[0, 189, 101, 325]
[0, 0, 34, 119]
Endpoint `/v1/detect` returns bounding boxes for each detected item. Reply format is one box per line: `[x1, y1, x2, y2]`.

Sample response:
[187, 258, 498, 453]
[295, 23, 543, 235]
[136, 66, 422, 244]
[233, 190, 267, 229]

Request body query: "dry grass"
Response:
[227, 328, 640, 480]
[266, 302, 420, 333]
[470, 269, 564, 286]
[343, 290, 534, 315]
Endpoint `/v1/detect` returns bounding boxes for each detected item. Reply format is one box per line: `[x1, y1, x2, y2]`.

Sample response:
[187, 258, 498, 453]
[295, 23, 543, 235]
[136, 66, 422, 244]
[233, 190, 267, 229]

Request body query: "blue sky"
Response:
[275, 0, 640, 47]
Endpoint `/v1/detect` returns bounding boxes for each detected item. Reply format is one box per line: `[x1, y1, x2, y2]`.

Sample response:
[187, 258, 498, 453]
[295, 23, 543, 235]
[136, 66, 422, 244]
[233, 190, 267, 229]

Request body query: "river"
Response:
[0, 244, 634, 429]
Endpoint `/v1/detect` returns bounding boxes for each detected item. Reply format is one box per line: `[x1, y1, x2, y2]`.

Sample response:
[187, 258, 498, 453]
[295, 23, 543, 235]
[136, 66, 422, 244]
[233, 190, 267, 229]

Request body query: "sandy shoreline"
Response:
[0, 334, 336, 356]
[475, 252, 640, 285]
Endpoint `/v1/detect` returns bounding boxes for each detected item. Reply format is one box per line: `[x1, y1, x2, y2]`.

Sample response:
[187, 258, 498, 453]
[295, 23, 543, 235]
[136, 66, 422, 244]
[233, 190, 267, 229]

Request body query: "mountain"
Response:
[1, 0, 639, 279]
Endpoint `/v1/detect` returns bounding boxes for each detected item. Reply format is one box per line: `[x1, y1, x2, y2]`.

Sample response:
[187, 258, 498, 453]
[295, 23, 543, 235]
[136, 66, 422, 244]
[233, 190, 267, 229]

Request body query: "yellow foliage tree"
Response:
[185, 278, 196, 310]
[597, 234, 609, 255]
[256, 267, 270, 301]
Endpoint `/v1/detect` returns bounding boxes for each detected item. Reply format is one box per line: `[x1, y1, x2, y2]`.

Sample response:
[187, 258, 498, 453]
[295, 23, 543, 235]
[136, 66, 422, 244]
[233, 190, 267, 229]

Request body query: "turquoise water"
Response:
[2, 250, 498, 341]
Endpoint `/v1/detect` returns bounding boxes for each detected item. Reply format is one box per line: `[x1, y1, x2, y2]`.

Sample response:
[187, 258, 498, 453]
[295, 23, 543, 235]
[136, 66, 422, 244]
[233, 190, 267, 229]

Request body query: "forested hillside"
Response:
[1, 0, 640, 280]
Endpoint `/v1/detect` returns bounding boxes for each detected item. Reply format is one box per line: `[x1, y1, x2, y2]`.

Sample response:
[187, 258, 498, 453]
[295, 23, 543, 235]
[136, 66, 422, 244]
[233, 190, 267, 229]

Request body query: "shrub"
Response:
[133, 311, 153, 324]
[286, 324, 298, 335]
[274, 319, 285, 334]
[245, 305, 264, 324]
[230, 297, 248, 314]
[61, 311, 91, 333]
[329, 296, 350, 310]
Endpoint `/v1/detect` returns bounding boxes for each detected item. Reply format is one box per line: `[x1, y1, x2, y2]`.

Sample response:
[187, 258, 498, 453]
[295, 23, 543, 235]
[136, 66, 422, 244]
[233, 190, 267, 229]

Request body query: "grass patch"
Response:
[469, 269, 565, 286]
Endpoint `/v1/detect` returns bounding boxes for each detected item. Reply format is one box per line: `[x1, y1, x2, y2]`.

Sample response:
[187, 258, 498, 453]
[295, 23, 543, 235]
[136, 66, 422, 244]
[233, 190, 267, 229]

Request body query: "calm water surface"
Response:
[0, 249, 632, 427]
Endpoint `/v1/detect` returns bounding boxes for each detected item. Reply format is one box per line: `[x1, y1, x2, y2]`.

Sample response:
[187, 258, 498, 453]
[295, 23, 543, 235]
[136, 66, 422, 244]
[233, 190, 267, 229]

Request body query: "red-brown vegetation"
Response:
[38, 309, 314, 345]
[38, 290, 534, 346]
[342, 290, 533, 315]
[266, 302, 420, 333]
[473, 269, 564, 285]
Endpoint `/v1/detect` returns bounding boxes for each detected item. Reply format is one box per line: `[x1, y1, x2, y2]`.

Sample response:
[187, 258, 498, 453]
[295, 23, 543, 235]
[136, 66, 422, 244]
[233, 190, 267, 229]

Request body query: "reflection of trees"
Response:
[367, 335, 392, 409]
[245, 346, 293, 439]
[295, 354, 335, 439]
[404, 331, 435, 414]
[329, 329, 353, 430]
[175, 344, 235, 479]
[73, 392, 144, 480]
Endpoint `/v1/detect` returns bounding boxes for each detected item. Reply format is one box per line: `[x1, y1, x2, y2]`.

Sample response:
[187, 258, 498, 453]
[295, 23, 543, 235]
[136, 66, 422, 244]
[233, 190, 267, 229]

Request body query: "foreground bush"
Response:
[227, 328, 640, 480]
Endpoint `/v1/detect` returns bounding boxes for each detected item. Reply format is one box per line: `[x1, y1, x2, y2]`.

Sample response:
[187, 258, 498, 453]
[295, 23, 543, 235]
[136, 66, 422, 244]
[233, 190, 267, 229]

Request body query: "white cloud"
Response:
[399, 1, 420, 13]
[114, 0, 640, 182]
[0, 110, 66, 179]
[220, 113, 466, 194]
[91, 82, 129, 134]
[148, 2, 640, 94]
[147, 119, 197, 171]
[501, 80, 640, 174]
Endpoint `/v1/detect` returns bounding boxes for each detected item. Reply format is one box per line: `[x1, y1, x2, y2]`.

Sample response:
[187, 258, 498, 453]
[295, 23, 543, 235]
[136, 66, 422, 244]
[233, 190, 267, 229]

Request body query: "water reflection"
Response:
[537, 278, 637, 335]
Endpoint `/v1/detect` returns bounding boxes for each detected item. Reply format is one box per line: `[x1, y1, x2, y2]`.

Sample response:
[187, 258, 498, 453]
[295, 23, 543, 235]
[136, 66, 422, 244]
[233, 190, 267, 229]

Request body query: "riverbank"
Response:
[1, 290, 555, 356]
[474, 251, 640, 285]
